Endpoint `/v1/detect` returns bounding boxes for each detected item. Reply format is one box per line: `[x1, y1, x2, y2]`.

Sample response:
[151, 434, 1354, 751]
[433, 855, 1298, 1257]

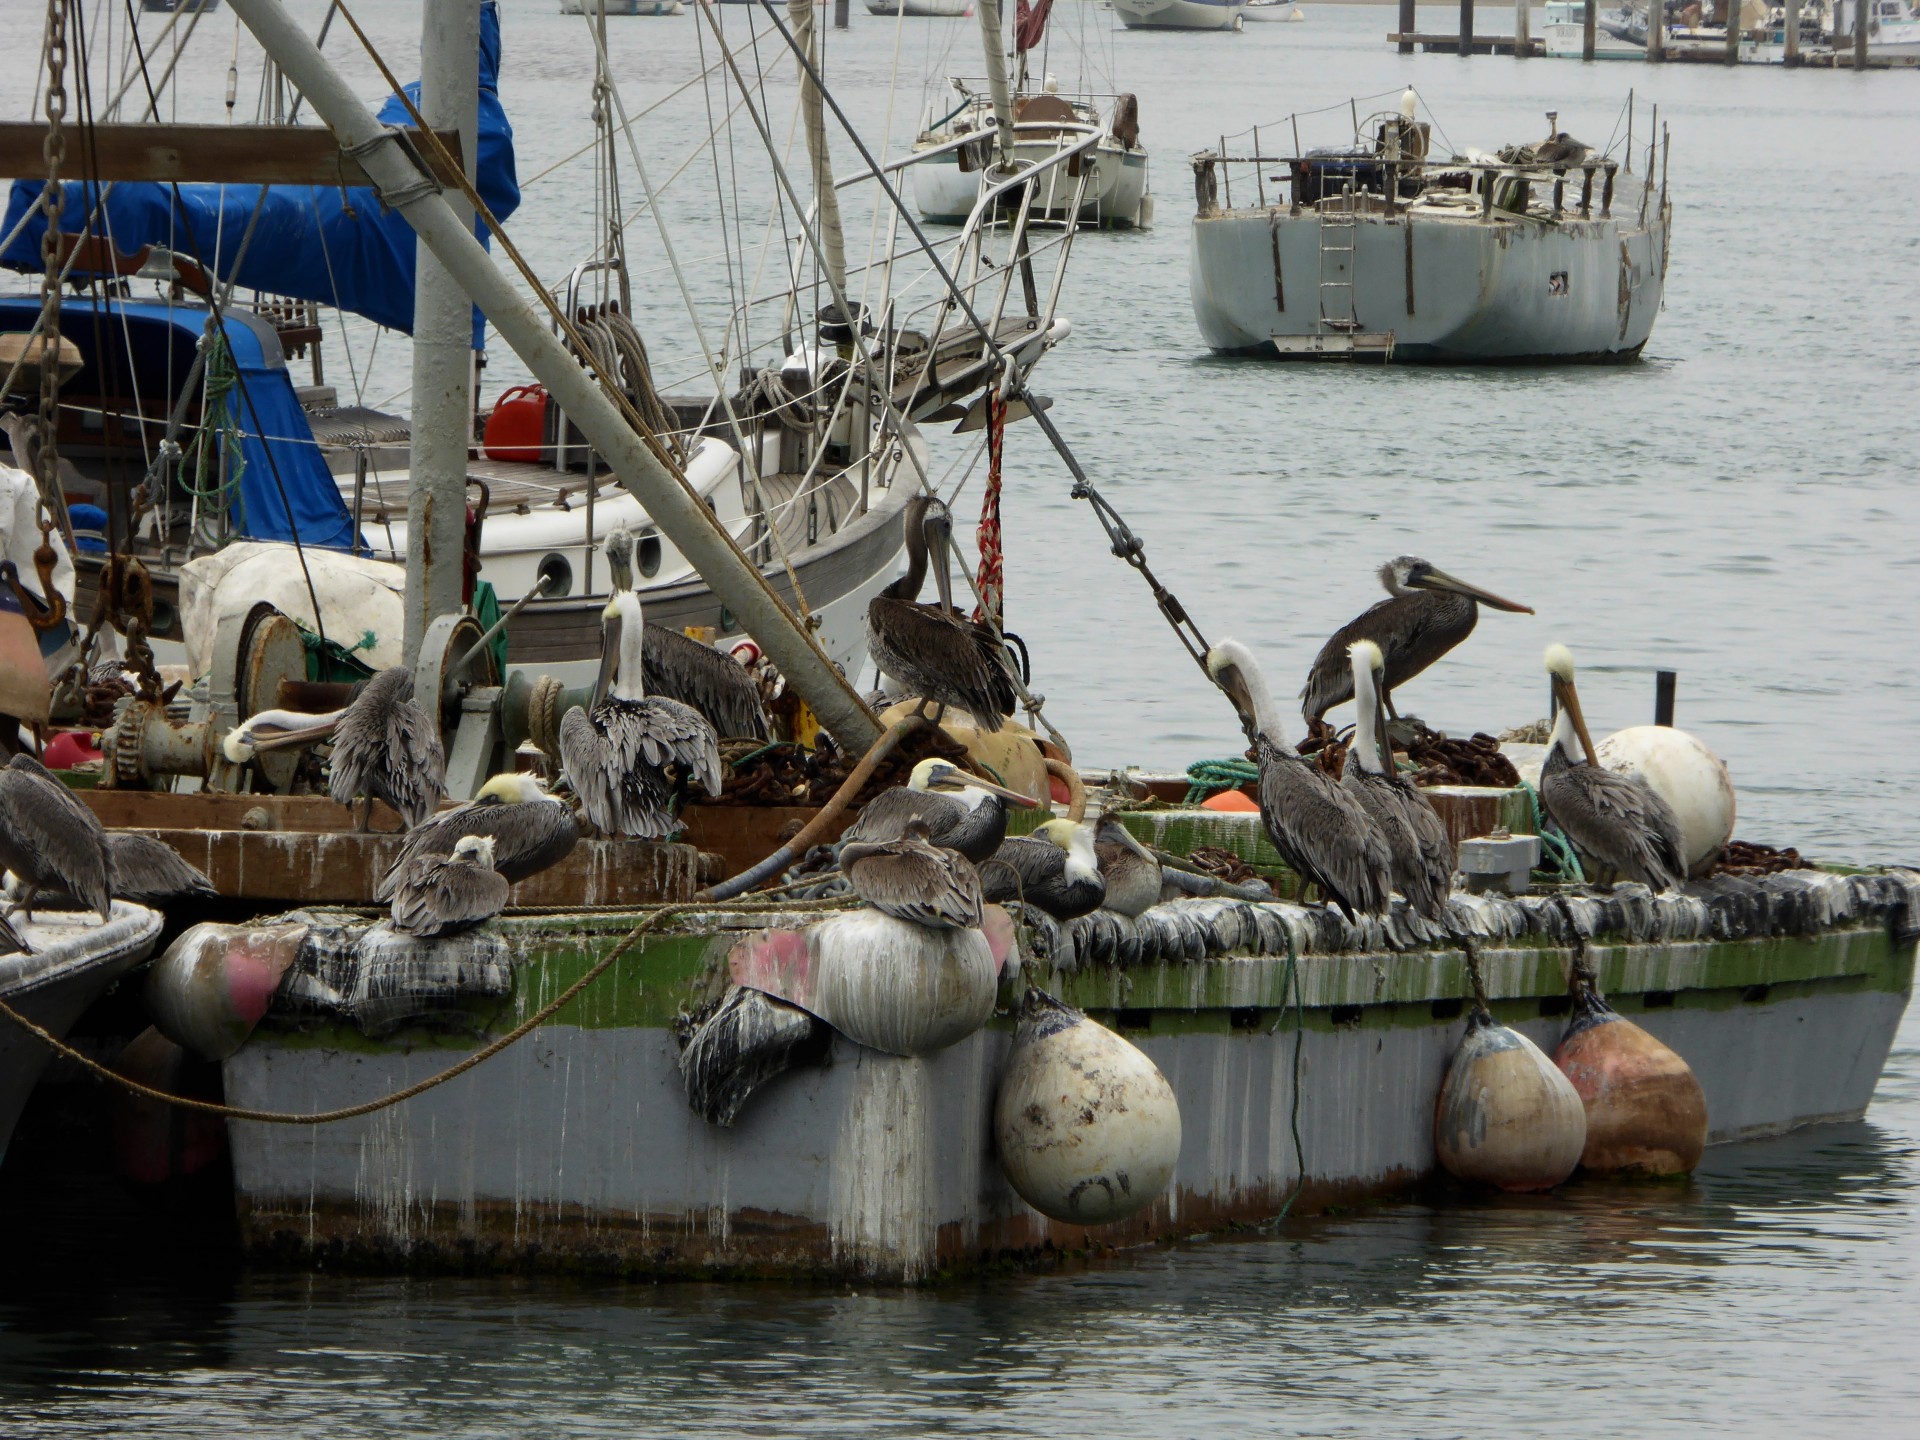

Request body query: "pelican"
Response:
[600, 528, 770, 741]
[559, 589, 723, 839]
[979, 819, 1105, 921]
[1532, 132, 1591, 171]
[376, 772, 580, 903]
[326, 668, 445, 831]
[866, 494, 1016, 732]
[0, 753, 110, 922]
[836, 758, 1038, 863]
[1302, 556, 1534, 735]
[106, 834, 216, 906]
[388, 834, 510, 938]
[1341, 640, 1455, 920]
[1540, 644, 1685, 890]
[840, 819, 985, 930]
[1094, 816, 1162, 918]
[1208, 639, 1391, 921]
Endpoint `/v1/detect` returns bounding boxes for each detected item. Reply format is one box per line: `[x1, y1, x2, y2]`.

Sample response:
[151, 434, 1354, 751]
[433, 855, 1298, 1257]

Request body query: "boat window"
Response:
[637, 532, 662, 578]
[537, 552, 573, 599]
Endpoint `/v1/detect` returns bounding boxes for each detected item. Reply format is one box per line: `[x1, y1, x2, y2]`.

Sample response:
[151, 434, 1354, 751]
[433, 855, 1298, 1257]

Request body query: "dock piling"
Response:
[1655, 670, 1676, 727]
[1725, 0, 1741, 63]
[1459, 0, 1475, 55]
[1583, 0, 1597, 60]
[1648, 2, 1665, 59]
[1784, 0, 1800, 63]
[1855, 0, 1870, 68]
[1514, 0, 1531, 55]
[1399, 0, 1416, 52]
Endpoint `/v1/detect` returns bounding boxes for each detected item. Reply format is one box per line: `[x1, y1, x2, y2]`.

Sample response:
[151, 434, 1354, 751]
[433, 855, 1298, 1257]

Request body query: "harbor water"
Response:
[1, 1, 1917, 1433]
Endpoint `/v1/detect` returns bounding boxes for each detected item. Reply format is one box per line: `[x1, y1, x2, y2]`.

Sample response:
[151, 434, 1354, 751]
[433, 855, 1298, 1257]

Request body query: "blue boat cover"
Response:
[0, 0, 518, 345]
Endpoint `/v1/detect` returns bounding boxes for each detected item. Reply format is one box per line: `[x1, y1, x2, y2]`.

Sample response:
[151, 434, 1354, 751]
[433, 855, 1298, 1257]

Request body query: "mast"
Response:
[403, 0, 481, 671]
[788, 0, 847, 301]
[222, 0, 883, 751]
[974, 0, 1019, 176]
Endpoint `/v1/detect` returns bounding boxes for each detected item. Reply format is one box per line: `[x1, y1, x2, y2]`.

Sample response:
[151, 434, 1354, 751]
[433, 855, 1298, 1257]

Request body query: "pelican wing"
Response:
[628, 697, 723, 797]
[867, 597, 1014, 731]
[378, 800, 581, 900]
[388, 853, 510, 938]
[1300, 592, 1471, 725]
[1259, 742, 1391, 920]
[1542, 755, 1685, 889]
[642, 625, 770, 741]
[1342, 766, 1453, 920]
[0, 760, 110, 916]
[976, 835, 1056, 905]
[328, 667, 446, 825]
[106, 833, 215, 904]
[558, 706, 677, 838]
[839, 787, 963, 848]
[843, 840, 983, 929]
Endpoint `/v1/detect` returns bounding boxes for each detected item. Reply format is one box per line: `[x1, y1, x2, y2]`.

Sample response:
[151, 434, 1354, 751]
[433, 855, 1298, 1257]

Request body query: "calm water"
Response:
[3, 3, 1918, 1434]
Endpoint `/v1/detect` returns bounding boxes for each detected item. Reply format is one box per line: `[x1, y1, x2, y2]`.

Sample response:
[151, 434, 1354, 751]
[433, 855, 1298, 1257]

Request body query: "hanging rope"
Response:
[972, 387, 1006, 628]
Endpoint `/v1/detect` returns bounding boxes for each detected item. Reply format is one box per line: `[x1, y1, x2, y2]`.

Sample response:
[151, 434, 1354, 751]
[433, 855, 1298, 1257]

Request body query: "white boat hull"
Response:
[1112, 0, 1246, 29]
[866, 0, 972, 14]
[1241, 0, 1303, 19]
[914, 140, 1149, 229]
[558, 0, 684, 14]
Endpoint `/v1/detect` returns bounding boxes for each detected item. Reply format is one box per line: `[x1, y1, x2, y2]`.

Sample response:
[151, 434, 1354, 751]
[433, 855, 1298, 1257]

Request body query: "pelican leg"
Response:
[9, 885, 36, 925]
[1383, 689, 1402, 723]
[358, 796, 374, 834]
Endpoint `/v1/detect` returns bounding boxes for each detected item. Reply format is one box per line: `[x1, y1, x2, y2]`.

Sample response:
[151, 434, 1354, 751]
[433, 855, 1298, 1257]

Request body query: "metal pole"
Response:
[1584, 0, 1598, 58]
[1515, 0, 1532, 54]
[1654, 669, 1676, 726]
[975, 0, 1019, 174]
[222, 0, 882, 750]
[404, 0, 480, 671]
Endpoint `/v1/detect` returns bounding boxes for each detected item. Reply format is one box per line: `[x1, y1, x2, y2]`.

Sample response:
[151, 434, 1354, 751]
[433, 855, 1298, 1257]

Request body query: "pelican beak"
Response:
[1372, 665, 1395, 772]
[925, 506, 957, 615]
[592, 611, 622, 708]
[1553, 672, 1601, 767]
[1412, 565, 1534, 615]
[249, 719, 342, 754]
[966, 774, 1041, 808]
[1102, 819, 1156, 861]
[1215, 664, 1257, 736]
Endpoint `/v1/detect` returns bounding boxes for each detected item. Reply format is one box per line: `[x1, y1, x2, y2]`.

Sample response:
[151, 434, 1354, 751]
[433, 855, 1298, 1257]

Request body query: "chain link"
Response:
[34, 0, 69, 554]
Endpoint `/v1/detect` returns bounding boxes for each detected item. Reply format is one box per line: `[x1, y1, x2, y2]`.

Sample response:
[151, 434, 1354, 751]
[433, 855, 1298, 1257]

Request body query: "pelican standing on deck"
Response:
[0, 753, 110, 922]
[1539, 644, 1686, 890]
[866, 495, 1016, 732]
[376, 773, 581, 903]
[840, 819, 985, 930]
[1342, 640, 1455, 920]
[835, 758, 1037, 863]
[388, 834, 511, 938]
[979, 819, 1106, 920]
[1208, 639, 1391, 921]
[559, 589, 723, 840]
[1301, 557, 1533, 736]
[328, 667, 445, 831]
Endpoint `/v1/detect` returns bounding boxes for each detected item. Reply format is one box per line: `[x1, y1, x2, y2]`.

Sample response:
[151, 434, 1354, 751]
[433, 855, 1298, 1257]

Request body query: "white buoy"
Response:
[1435, 1007, 1586, 1192]
[1595, 725, 1735, 875]
[993, 989, 1181, 1226]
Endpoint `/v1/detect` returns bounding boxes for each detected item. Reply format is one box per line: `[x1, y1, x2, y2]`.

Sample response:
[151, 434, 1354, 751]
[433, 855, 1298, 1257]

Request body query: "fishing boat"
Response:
[867, 0, 975, 15]
[1543, 0, 1650, 55]
[141, 0, 219, 13]
[1188, 95, 1670, 363]
[1242, 0, 1306, 20]
[1111, 0, 1246, 31]
[558, 0, 685, 14]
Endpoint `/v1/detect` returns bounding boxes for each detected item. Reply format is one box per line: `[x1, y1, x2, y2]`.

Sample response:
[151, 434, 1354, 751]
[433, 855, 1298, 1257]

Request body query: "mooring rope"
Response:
[1518, 779, 1585, 885]
[1184, 757, 1258, 805]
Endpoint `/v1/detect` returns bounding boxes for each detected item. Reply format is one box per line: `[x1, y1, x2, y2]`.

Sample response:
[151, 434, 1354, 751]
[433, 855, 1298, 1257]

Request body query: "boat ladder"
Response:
[1316, 185, 1360, 337]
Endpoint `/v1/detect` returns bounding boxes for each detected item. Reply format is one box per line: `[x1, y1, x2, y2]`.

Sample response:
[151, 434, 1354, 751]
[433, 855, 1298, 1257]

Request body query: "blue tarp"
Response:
[0, 0, 518, 345]
[0, 294, 359, 551]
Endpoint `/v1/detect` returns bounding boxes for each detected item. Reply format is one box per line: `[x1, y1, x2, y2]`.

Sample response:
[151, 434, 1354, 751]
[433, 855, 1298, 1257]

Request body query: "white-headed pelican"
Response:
[979, 818, 1105, 920]
[1341, 639, 1455, 920]
[836, 757, 1037, 863]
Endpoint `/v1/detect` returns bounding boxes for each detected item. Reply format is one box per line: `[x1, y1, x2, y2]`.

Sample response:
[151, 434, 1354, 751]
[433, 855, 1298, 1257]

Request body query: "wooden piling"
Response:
[1579, 165, 1593, 217]
[1725, 0, 1741, 62]
[1400, 0, 1416, 52]
[1784, 0, 1800, 62]
[1583, 0, 1597, 59]
[834, 0, 849, 27]
[1855, 0, 1870, 68]
[1459, 0, 1474, 55]
[1515, 0, 1531, 55]
[1648, 0, 1665, 59]
[1655, 670, 1676, 727]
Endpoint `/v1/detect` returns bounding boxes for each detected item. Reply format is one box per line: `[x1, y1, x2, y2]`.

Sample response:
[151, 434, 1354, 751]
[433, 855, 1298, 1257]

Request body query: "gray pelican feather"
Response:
[1340, 640, 1455, 919]
[376, 773, 580, 902]
[1538, 644, 1685, 890]
[1094, 816, 1163, 918]
[327, 667, 445, 830]
[840, 818, 985, 930]
[106, 834, 216, 905]
[866, 495, 1016, 732]
[559, 589, 722, 839]
[979, 819, 1105, 920]
[836, 758, 1036, 863]
[0, 752, 111, 921]
[1209, 639, 1392, 921]
[388, 834, 511, 938]
[1301, 557, 1532, 734]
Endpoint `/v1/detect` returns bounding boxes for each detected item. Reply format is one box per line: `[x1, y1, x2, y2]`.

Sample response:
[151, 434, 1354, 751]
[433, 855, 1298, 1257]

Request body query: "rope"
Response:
[1184, 757, 1258, 805]
[1263, 922, 1307, 1224]
[1518, 778, 1585, 884]
[972, 388, 1006, 628]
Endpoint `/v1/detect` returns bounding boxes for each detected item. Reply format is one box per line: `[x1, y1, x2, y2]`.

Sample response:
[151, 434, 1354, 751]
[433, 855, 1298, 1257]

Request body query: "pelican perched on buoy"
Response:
[326, 667, 445, 830]
[1208, 639, 1391, 921]
[1094, 816, 1162, 918]
[0, 753, 110, 922]
[559, 589, 723, 839]
[1540, 645, 1685, 890]
[1301, 557, 1533, 736]
[836, 758, 1037, 863]
[600, 528, 770, 741]
[1342, 640, 1454, 920]
[376, 772, 580, 903]
[841, 819, 985, 930]
[979, 819, 1105, 920]
[388, 834, 511, 938]
[866, 494, 1016, 732]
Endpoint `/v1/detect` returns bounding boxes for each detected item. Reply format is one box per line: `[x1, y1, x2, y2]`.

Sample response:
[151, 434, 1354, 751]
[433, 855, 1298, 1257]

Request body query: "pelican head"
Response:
[474, 772, 551, 806]
[1348, 637, 1385, 676]
[453, 833, 500, 868]
[906, 757, 1036, 808]
[1095, 813, 1157, 862]
[1381, 556, 1533, 614]
[1348, 638, 1391, 773]
[1036, 818, 1099, 878]
[594, 590, 646, 707]
[222, 727, 257, 764]
[1544, 643, 1599, 767]
[603, 526, 636, 593]
[1206, 638, 1280, 742]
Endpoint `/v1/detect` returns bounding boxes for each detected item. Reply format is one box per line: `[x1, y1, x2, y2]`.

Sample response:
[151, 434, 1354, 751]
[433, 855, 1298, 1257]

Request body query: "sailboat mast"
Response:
[788, 0, 847, 303]
[403, 0, 480, 670]
[974, 0, 1019, 175]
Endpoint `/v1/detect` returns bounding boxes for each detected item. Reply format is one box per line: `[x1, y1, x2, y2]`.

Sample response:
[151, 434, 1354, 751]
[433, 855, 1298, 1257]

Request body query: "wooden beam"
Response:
[0, 122, 465, 189]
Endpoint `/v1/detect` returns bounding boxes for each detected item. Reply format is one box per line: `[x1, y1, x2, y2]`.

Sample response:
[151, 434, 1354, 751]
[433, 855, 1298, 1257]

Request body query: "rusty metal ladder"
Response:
[1317, 182, 1360, 335]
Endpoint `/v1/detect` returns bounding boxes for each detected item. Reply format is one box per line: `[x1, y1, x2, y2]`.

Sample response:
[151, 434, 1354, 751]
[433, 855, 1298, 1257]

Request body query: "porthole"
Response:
[719, 605, 735, 633]
[537, 552, 573, 598]
[637, 532, 662, 578]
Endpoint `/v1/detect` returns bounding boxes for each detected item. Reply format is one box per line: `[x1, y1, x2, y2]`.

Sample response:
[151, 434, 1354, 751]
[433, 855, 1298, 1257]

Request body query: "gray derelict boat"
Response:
[1188, 94, 1672, 362]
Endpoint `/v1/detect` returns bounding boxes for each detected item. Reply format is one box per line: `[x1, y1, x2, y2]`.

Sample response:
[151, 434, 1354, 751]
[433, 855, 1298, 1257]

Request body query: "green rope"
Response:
[1185, 757, 1258, 805]
[184, 331, 247, 512]
[1519, 778, 1586, 885]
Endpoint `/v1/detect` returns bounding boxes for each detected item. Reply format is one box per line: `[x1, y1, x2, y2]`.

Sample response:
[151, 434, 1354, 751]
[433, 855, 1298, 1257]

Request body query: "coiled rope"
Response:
[1184, 757, 1258, 805]
[1518, 779, 1586, 884]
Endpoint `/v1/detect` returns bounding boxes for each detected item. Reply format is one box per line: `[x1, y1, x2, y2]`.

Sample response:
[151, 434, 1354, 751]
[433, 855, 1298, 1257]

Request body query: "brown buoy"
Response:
[1435, 1006, 1586, 1193]
[1553, 981, 1708, 1176]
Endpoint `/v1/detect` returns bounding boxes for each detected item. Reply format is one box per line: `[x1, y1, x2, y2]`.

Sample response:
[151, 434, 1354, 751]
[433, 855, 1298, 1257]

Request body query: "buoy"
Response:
[109, 1027, 227, 1186]
[993, 988, 1181, 1225]
[145, 921, 306, 1062]
[1435, 1007, 1586, 1192]
[875, 699, 1050, 802]
[1202, 788, 1258, 813]
[1594, 725, 1735, 876]
[1553, 983, 1707, 1175]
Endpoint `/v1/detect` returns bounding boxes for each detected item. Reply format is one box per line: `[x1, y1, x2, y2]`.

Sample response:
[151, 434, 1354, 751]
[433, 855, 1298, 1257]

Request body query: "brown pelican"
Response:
[600, 528, 770, 740]
[376, 772, 580, 903]
[836, 758, 1037, 863]
[866, 494, 1016, 732]
[1540, 644, 1685, 891]
[979, 819, 1106, 920]
[1341, 640, 1455, 920]
[1301, 557, 1533, 736]
[388, 834, 511, 938]
[106, 834, 216, 906]
[327, 668, 446, 831]
[0, 752, 111, 922]
[559, 589, 723, 839]
[1532, 132, 1591, 171]
[840, 819, 985, 930]
[1208, 639, 1391, 921]
[1094, 816, 1162, 918]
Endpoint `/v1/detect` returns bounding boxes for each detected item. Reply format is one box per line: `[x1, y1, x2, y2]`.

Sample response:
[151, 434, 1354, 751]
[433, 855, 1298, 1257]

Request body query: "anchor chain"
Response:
[32, 0, 69, 615]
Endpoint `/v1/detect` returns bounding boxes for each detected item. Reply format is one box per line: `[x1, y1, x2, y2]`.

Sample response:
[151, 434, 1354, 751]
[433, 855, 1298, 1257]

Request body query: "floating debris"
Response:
[1554, 982, 1707, 1176]
[993, 988, 1181, 1226]
[1435, 1007, 1586, 1193]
